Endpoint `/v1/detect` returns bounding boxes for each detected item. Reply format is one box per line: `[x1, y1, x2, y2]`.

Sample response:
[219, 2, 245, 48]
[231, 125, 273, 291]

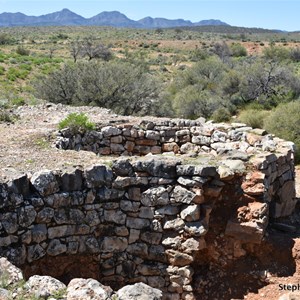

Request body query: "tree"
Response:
[81, 38, 112, 61]
[167, 57, 229, 118]
[75, 61, 161, 115]
[173, 86, 224, 119]
[70, 40, 82, 63]
[211, 42, 231, 63]
[239, 60, 300, 107]
[34, 61, 162, 116]
[34, 64, 78, 105]
[170, 57, 226, 94]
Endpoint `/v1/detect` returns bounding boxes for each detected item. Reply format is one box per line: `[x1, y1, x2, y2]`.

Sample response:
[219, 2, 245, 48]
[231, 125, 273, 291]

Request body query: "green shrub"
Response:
[0, 66, 5, 75]
[264, 101, 300, 163]
[19, 63, 32, 71]
[11, 97, 25, 106]
[211, 107, 232, 122]
[0, 109, 16, 123]
[35, 61, 162, 116]
[0, 33, 14, 45]
[238, 109, 270, 129]
[230, 43, 247, 57]
[6, 68, 29, 81]
[58, 113, 95, 133]
[16, 46, 30, 56]
[263, 45, 290, 61]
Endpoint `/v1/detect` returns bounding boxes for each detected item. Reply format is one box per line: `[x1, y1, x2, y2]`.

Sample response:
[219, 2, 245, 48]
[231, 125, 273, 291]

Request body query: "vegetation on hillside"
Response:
[1, 26, 300, 160]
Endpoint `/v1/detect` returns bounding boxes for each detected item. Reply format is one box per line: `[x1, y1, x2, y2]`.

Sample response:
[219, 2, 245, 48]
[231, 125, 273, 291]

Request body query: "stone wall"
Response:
[56, 119, 296, 220]
[56, 119, 293, 159]
[0, 132, 296, 300]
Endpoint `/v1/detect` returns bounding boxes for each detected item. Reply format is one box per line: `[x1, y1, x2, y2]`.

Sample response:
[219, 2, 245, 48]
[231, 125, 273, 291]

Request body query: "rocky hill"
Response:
[0, 8, 229, 28]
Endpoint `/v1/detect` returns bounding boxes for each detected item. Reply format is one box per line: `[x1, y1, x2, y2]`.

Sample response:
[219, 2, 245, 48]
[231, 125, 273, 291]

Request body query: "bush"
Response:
[6, 67, 29, 81]
[58, 113, 95, 133]
[211, 107, 232, 122]
[16, 46, 30, 56]
[264, 101, 300, 163]
[11, 97, 25, 106]
[290, 47, 300, 62]
[34, 61, 162, 116]
[263, 45, 290, 62]
[0, 33, 14, 45]
[230, 43, 247, 57]
[0, 109, 16, 123]
[239, 60, 300, 107]
[168, 57, 228, 119]
[238, 109, 270, 129]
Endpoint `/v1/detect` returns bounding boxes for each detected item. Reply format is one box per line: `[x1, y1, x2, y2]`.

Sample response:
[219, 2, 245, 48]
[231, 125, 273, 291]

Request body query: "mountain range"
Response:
[0, 9, 229, 28]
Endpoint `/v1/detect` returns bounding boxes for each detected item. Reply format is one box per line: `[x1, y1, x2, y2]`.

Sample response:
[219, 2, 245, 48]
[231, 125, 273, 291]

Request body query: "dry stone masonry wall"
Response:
[56, 118, 292, 158]
[0, 119, 297, 299]
[56, 118, 296, 220]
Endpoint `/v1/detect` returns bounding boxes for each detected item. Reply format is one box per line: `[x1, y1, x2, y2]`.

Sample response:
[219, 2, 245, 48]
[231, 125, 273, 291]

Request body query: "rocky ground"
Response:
[1, 103, 300, 300]
[0, 103, 129, 175]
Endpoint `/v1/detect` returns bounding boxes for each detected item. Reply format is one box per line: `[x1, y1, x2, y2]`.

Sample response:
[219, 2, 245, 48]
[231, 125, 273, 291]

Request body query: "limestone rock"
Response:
[126, 217, 150, 230]
[36, 207, 54, 223]
[222, 160, 245, 175]
[30, 170, 59, 196]
[180, 142, 199, 155]
[141, 187, 169, 206]
[1, 213, 18, 234]
[164, 218, 185, 231]
[191, 135, 210, 146]
[171, 186, 196, 204]
[6, 172, 30, 196]
[127, 243, 148, 258]
[60, 168, 83, 192]
[84, 165, 113, 188]
[166, 249, 194, 266]
[47, 239, 67, 256]
[162, 237, 182, 248]
[104, 209, 127, 225]
[26, 275, 66, 299]
[67, 278, 113, 300]
[31, 224, 47, 243]
[181, 238, 206, 253]
[155, 205, 180, 216]
[132, 158, 179, 179]
[101, 126, 122, 137]
[112, 159, 134, 176]
[184, 222, 207, 237]
[0, 288, 10, 299]
[145, 130, 160, 140]
[17, 206, 37, 228]
[0, 257, 23, 286]
[117, 282, 162, 300]
[100, 237, 128, 252]
[180, 205, 201, 222]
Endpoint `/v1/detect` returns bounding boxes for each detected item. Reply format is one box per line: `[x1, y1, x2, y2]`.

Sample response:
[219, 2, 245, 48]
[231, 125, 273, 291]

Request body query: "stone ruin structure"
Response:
[0, 118, 297, 299]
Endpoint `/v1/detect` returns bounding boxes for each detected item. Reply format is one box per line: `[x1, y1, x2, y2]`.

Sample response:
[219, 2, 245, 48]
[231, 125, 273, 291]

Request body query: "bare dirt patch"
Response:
[0, 103, 126, 175]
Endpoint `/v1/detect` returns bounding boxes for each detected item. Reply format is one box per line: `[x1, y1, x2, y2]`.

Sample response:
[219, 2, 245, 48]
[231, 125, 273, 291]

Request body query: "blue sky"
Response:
[0, 0, 299, 31]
